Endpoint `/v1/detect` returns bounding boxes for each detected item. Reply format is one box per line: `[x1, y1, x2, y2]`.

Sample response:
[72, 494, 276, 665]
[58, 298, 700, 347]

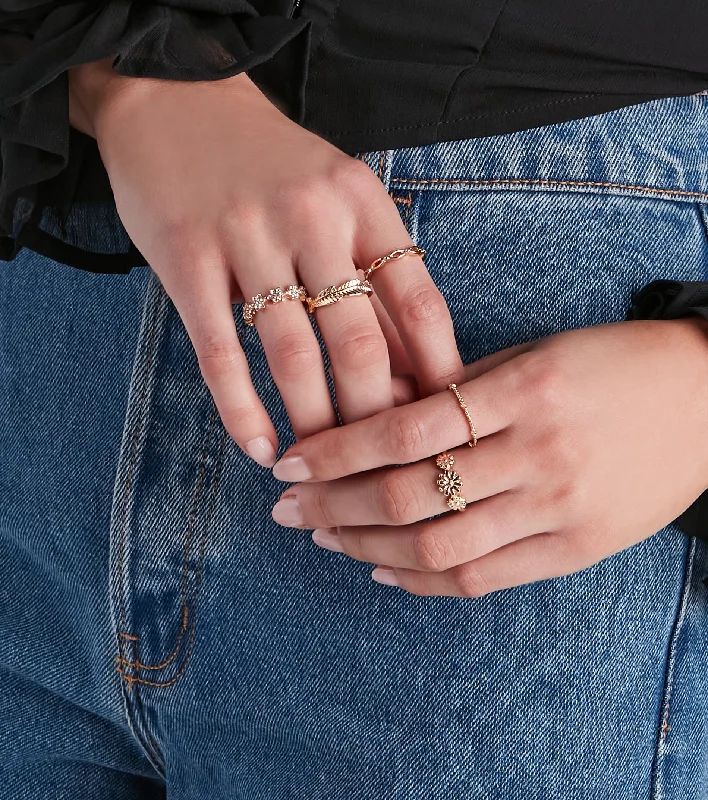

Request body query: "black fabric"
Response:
[2, 0, 708, 270]
[0, 0, 311, 268]
[627, 280, 708, 542]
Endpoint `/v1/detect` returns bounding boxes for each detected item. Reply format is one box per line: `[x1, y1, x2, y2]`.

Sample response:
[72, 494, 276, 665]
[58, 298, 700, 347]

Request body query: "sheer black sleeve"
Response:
[628, 278, 708, 542]
[0, 0, 311, 272]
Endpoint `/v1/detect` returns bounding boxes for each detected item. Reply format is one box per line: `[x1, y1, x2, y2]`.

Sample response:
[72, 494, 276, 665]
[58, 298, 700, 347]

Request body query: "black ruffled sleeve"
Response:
[628, 279, 708, 543]
[0, 0, 311, 272]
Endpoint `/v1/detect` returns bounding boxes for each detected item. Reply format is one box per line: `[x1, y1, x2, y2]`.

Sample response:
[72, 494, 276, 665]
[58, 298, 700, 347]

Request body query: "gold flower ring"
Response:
[435, 451, 467, 512]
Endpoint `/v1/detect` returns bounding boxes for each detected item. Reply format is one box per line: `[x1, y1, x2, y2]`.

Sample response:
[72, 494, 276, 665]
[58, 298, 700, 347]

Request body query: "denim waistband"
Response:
[358, 94, 708, 203]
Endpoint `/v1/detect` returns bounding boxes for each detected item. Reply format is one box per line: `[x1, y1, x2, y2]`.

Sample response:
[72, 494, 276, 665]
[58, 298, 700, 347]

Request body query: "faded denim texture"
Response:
[1, 94, 707, 799]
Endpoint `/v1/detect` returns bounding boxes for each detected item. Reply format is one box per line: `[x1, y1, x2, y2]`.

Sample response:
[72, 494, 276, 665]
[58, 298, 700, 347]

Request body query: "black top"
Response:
[1, 1, 708, 542]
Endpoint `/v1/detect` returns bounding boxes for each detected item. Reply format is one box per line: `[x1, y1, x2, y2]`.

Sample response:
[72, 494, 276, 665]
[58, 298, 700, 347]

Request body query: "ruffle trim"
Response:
[0, 0, 311, 269]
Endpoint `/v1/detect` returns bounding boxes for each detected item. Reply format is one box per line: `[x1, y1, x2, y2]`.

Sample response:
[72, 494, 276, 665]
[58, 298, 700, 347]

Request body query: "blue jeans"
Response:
[1, 94, 707, 799]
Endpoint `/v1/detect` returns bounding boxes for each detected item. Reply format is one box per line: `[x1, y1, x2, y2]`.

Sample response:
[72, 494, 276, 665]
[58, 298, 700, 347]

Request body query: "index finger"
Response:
[271, 357, 521, 483]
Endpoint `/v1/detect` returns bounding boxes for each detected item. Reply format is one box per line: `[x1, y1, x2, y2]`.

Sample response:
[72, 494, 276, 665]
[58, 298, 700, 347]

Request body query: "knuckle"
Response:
[539, 426, 582, 478]
[269, 331, 321, 379]
[222, 198, 268, 236]
[385, 411, 427, 461]
[520, 353, 568, 412]
[197, 336, 244, 380]
[329, 155, 378, 191]
[400, 284, 448, 326]
[334, 327, 388, 373]
[547, 476, 587, 519]
[378, 471, 421, 525]
[344, 526, 367, 561]
[454, 562, 492, 598]
[309, 488, 336, 528]
[411, 527, 451, 572]
[275, 176, 332, 222]
[222, 403, 260, 432]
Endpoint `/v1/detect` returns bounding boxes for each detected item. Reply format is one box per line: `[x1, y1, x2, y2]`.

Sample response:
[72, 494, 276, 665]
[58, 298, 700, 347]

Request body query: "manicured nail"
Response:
[272, 497, 303, 527]
[312, 528, 344, 552]
[272, 456, 311, 482]
[245, 436, 276, 468]
[371, 567, 398, 587]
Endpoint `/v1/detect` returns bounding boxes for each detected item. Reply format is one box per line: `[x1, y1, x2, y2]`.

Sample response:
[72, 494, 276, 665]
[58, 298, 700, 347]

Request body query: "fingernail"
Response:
[312, 528, 344, 552]
[245, 437, 277, 468]
[272, 456, 311, 482]
[272, 497, 304, 527]
[371, 567, 398, 587]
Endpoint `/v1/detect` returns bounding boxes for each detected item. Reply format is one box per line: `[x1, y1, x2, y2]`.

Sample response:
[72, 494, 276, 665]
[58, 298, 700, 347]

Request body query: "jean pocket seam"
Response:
[649, 534, 699, 799]
[388, 176, 708, 204]
[114, 403, 227, 690]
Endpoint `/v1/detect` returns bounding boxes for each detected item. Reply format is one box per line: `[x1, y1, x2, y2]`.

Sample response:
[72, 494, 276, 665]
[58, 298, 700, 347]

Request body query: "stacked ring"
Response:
[305, 278, 373, 314]
[435, 451, 467, 511]
[364, 245, 426, 281]
[242, 284, 307, 326]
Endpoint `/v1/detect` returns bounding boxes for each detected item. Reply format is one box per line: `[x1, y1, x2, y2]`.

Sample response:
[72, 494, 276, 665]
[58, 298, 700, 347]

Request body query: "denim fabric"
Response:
[1, 94, 708, 799]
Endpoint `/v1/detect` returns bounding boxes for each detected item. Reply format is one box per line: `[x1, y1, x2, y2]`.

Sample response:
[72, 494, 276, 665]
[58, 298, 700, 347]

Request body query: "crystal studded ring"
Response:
[242, 285, 307, 327]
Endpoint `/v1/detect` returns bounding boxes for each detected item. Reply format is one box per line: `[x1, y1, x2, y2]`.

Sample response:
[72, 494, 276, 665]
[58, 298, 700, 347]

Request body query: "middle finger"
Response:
[298, 235, 394, 423]
[273, 428, 523, 529]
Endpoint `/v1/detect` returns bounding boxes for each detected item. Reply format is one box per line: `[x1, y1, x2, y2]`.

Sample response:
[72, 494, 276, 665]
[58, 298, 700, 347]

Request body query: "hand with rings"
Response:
[72, 61, 463, 468]
[268, 319, 708, 597]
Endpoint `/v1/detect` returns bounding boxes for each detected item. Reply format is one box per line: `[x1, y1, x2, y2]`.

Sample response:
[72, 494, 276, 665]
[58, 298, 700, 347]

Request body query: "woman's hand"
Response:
[69, 59, 463, 466]
[270, 318, 708, 597]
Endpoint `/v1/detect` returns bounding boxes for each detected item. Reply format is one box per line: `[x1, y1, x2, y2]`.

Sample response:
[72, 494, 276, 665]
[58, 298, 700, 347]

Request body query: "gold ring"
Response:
[435, 451, 467, 511]
[242, 284, 307, 327]
[448, 383, 478, 447]
[364, 245, 426, 281]
[306, 278, 373, 314]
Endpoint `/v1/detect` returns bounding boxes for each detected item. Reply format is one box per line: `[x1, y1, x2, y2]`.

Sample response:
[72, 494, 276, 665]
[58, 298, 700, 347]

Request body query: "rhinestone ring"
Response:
[242, 285, 307, 327]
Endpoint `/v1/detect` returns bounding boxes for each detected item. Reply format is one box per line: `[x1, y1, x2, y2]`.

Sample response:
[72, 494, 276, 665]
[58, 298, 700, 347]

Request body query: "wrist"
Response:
[68, 57, 158, 140]
[68, 59, 265, 142]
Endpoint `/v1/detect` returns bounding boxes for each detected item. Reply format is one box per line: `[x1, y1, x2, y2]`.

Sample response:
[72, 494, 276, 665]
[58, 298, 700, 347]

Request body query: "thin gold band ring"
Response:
[448, 383, 478, 447]
[364, 245, 426, 281]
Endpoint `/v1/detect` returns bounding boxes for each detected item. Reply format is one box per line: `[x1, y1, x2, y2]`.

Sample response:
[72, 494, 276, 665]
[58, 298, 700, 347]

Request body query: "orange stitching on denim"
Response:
[118, 632, 139, 641]
[116, 404, 217, 673]
[389, 190, 413, 228]
[377, 151, 385, 180]
[388, 176, 708, 200]
[116, 413, 227, 688]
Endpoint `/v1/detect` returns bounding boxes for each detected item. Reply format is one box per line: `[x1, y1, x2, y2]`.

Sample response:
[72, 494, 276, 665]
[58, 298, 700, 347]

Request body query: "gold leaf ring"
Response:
[306, 278, 373, 314]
